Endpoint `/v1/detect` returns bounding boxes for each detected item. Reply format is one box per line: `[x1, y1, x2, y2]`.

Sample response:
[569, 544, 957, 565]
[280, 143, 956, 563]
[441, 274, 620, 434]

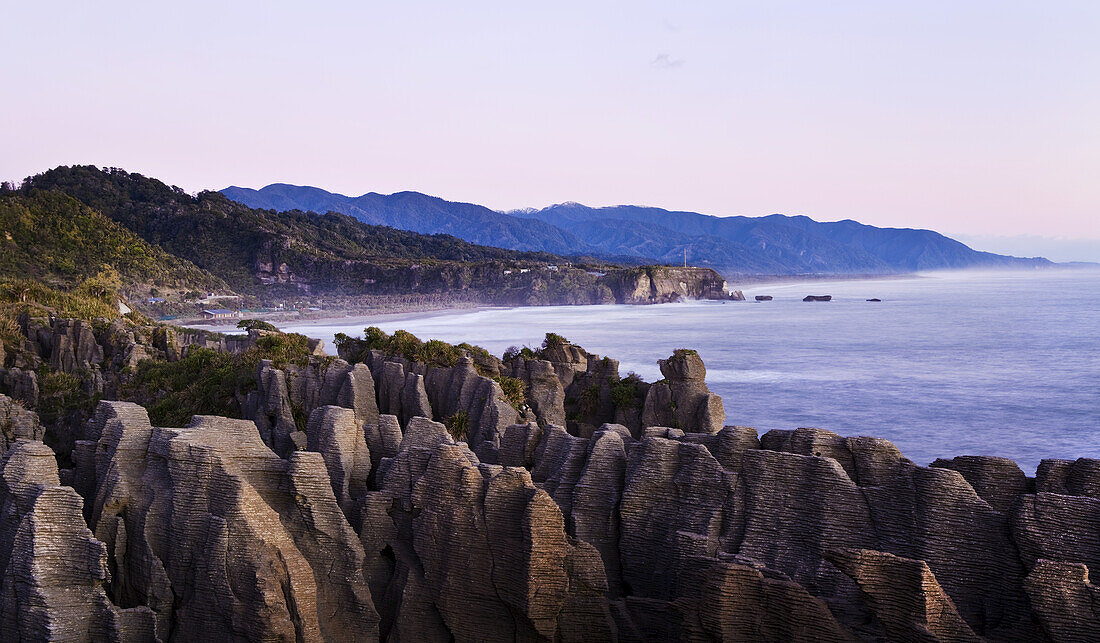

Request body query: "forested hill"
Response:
[0, 188, 223, 293]
[10, 166, 643, 310]
[19, 166, 583, 296]
[224, 183, 1054, 274]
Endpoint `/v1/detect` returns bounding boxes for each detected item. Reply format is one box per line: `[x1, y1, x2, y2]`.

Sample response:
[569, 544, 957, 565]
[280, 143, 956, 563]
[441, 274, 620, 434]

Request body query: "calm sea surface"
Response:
[284, 269, 1100, 473]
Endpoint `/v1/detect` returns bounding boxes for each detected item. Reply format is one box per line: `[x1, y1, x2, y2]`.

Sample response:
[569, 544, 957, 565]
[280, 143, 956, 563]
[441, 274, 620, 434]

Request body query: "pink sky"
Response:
[2, 1, 1097, 247]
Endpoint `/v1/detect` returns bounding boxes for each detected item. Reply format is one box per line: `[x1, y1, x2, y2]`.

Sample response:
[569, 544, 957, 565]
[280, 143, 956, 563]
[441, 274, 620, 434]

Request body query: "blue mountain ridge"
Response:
[221, 185, 1053, 274]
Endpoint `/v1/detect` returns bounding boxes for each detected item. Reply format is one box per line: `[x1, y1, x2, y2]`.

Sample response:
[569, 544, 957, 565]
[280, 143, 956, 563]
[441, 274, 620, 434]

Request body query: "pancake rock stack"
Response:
[1, 335, 1099, 641]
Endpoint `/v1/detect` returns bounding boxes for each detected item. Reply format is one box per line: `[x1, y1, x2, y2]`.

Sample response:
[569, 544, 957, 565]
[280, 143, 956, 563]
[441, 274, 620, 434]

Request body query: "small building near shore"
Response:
[202, 309, 238, 320]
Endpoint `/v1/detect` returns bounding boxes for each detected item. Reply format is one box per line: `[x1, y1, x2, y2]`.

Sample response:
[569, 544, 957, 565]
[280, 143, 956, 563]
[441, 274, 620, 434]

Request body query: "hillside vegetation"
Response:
[21, 166, 591, 298]
[0, 189, 222, 292]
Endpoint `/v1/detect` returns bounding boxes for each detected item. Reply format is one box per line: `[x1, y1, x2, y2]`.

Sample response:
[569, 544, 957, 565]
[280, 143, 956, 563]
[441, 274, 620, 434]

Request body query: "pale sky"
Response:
[3, 1, 1098, 254]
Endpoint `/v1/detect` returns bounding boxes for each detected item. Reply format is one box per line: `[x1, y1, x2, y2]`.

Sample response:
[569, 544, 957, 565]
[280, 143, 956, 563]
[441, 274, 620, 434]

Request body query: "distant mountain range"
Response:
[220, 184, 589, 256]
[223, 184, 1054, 274]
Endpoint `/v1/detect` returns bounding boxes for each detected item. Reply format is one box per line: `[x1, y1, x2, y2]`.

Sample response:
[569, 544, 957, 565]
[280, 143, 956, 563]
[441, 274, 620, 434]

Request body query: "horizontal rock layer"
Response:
[1, 340, 1097, 642]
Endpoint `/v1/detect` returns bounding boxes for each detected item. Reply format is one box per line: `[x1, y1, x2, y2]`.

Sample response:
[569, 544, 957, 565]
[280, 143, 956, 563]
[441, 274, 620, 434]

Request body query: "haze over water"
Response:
[287, 269, 1099, 473]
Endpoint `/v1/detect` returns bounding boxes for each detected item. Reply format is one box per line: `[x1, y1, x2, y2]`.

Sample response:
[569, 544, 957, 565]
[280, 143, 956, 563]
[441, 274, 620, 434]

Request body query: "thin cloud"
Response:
[651, 53, 685, 70]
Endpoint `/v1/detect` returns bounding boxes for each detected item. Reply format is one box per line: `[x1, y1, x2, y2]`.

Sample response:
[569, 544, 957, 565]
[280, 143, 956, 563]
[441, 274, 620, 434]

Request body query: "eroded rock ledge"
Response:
[1, 336, 1097, 642]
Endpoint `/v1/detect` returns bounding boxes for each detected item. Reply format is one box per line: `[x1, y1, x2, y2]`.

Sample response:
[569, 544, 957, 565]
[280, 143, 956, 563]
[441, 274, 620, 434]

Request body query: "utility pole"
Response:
[683, 248, 687, 268]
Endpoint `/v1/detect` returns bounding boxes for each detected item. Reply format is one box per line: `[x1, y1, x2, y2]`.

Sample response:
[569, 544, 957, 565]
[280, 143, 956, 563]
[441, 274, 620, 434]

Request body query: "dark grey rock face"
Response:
[306, 405, 371, 518]
[1035, 457, 1100, 498]
[825, 548, 980, 642]
[931, 454, 1031, 512]
[514, 358, 567, 428]
[1, 438, 156, 641]
[1024, 559, 1100, 641]
[3, 335, 1100, 641]
[0, 394, 42, 452]
[244, 359, 301, 456]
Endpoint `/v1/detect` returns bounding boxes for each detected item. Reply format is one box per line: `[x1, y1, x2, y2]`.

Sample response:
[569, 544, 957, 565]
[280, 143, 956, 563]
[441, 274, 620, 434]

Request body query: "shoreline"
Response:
[186, 272, 928, 335]
[185, 303, 513, 335]
[169, 267, 1097, 471]
[182, 267, 1078, 336]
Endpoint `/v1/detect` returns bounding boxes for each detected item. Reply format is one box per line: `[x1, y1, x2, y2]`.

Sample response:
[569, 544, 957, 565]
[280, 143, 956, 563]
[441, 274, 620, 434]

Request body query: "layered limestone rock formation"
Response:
[2, 338, 1100, 641]
[77, 402, 379, 641]
[1, 394, 43, 452]
[243, 356, 380, 458]
[0, 314, 258, 415]
[1, 437, 155, 641]
[641, 349, 725, 433]
[349, 349, 526, 463]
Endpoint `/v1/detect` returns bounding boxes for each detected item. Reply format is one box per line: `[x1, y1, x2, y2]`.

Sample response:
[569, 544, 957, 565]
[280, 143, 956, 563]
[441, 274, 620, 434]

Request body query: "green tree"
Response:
[237, 319, 279, 332]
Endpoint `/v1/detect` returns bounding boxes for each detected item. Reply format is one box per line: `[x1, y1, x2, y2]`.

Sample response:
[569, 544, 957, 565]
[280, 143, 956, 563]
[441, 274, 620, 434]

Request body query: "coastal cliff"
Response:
[1, 323, 1097, 641]
[598, 266, 732, 304]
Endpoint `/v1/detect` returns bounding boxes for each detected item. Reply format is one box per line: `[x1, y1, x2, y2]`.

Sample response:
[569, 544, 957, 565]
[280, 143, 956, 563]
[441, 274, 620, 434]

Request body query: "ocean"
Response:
[284, 269, 1100, 473]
